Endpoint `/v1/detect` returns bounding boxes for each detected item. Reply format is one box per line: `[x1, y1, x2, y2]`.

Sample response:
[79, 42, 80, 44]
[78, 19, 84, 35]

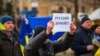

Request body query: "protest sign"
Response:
[52, 13, 71, 32]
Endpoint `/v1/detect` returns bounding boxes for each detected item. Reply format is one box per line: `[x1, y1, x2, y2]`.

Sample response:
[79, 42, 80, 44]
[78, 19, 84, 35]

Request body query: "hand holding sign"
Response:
[52, 13, 71, 32]
[46, 21, 54, 35]
[69, 22, 77, 35]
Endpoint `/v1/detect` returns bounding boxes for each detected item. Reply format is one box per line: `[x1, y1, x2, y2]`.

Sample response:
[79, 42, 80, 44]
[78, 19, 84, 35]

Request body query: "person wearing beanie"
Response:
[24, 21, 76, 56]
[91, 24, 100, 56]
[0, 16, 22, 56]
[0, 16, 14, 24]
[80, 16, 90, 24]
[71, 16, 93, 56]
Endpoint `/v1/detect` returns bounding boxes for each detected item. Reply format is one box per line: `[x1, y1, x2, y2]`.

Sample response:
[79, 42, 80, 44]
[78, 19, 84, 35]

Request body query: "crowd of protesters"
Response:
[0, 10, 100, 56]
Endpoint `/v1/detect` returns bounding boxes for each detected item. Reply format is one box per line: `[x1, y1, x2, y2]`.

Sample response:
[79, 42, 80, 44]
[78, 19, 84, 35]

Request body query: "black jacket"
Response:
[25, 31, 74, 56]
[71, 26, 92, 56]
[0, 31, 22, 56]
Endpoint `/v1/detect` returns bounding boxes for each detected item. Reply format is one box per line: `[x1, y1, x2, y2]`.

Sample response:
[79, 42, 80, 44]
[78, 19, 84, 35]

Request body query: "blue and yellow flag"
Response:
[19, 16, 64, 56]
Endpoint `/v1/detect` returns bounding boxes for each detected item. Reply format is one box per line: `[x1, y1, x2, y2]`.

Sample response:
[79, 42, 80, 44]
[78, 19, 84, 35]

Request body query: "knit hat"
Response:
[0, 16, 14, 24]
[81, 16, 90, 24]
[34, 26, 45, 37]
[91, 24, 100, 32]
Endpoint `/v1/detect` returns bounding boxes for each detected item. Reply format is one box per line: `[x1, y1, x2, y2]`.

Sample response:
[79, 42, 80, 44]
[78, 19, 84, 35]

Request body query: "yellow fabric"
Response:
[20, 36, 30, 56]
[92, 39, 100, 56]
[20, 45, 24, 56]
[52, 31, 56, 35]
[0, 23, 5, 30]
[92, 39, 100, 47]
[57, 32, 66, 41]
[94, 48, 100, 56]
[25, 36, 30, 44]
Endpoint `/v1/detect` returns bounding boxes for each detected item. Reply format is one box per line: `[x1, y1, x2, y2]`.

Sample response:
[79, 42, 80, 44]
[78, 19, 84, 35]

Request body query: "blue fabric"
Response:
[93, 34, 100, 43]
[19, 19, 31, 45]
[19, 16, 64, 46]
[26, 10, 38, 17]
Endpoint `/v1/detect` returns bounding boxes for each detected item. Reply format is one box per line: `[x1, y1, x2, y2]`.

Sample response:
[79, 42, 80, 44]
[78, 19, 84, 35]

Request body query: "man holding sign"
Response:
[24, 13, 76, 56]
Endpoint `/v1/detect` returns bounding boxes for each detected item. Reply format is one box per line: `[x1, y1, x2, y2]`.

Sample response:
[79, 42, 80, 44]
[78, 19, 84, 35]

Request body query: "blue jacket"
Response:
[71, 26, 92, 56]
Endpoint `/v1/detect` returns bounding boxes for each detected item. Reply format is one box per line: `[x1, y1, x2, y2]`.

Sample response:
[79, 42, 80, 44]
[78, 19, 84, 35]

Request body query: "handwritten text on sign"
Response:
[52, 13, 71, 32]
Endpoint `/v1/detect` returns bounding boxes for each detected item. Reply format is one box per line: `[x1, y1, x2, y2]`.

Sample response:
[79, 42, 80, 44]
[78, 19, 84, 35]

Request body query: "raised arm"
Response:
[24, 21, 54, 56]
[53, 22, 76, 53]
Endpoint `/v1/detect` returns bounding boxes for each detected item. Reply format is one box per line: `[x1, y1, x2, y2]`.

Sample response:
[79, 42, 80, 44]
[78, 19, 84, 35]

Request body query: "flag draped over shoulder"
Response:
[19, 16, 64, 56]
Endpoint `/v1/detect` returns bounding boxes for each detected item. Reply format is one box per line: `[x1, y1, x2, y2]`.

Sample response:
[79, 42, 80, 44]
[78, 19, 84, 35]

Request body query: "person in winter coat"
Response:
[71, 17, 93, 56]
[0, 16, 22, 56]
[91, 24, 100, 56]
[24, 21, 76, 56]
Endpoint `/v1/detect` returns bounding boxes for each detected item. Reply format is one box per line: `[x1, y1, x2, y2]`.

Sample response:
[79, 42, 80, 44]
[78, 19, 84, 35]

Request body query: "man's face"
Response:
[82, 20, 92, 30]
[3, 21, 15, 32]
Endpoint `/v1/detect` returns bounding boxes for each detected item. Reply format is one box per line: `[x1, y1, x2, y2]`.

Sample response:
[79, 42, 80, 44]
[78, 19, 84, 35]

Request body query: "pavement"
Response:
[56, 48, 74, 56]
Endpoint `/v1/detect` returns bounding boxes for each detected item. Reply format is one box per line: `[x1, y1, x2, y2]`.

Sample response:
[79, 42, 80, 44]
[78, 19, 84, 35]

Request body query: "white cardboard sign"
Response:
[52, 13, 71, 32]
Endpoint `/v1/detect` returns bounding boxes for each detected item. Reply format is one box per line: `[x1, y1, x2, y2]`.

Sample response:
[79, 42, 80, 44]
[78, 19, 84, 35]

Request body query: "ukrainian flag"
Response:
[19, 16, 64, 56]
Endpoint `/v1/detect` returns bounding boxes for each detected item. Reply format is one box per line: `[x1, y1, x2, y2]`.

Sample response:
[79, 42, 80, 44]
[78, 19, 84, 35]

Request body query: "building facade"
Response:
[15, 0, 100, 16]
